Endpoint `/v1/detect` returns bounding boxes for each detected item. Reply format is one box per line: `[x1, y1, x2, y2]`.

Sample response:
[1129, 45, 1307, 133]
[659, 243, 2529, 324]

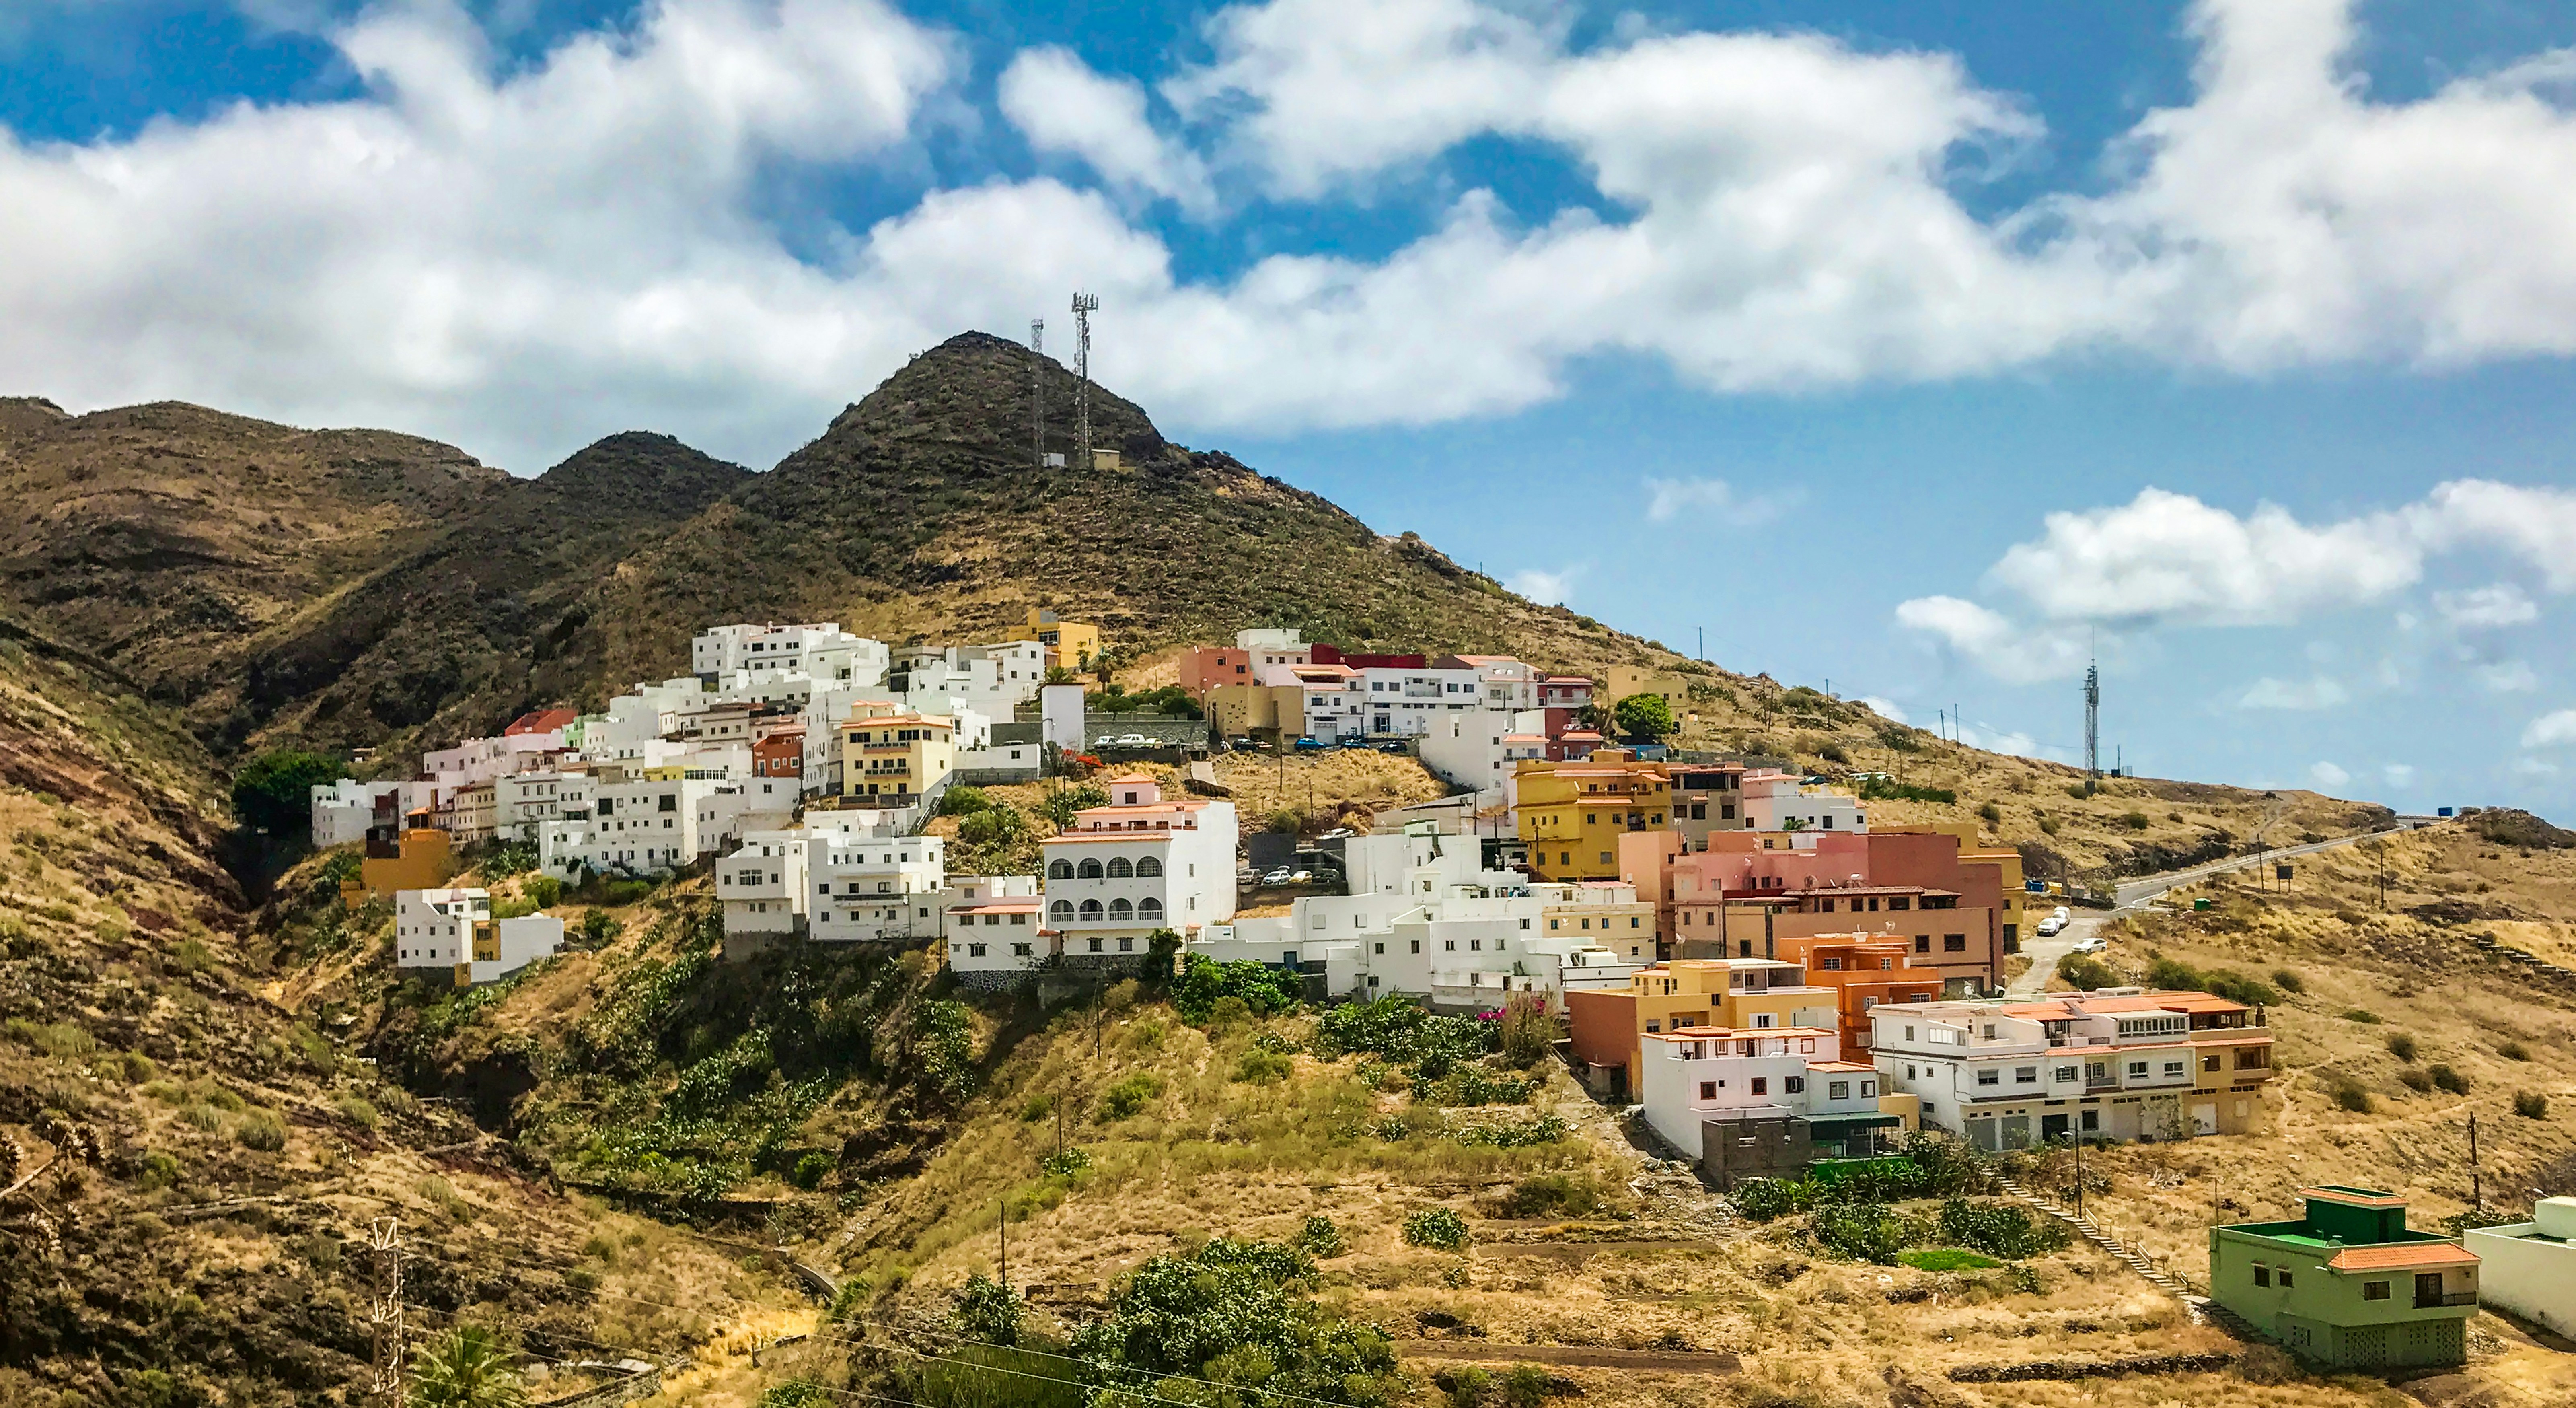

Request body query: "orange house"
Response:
[1771, 932, 1947, 1054]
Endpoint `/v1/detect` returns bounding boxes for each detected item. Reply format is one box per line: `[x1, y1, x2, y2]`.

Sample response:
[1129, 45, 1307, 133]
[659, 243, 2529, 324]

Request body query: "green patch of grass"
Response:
[1896, 1247, 2004, 1272]
[2340, 1008, 2382, 1024]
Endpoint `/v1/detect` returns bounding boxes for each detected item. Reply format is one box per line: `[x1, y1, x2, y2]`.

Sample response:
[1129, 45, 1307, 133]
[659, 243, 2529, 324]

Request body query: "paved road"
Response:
[2003, 821, 2433, 999]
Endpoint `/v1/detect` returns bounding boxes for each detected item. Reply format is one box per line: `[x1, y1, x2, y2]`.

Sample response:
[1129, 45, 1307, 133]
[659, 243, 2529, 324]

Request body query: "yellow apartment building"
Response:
[1517, 751, 1673, 881]
[839, 710, 958, 804]
[345, 821, 456, 903]
[1605, 667, 1698, 714]
[1006, 608, 1103, 673]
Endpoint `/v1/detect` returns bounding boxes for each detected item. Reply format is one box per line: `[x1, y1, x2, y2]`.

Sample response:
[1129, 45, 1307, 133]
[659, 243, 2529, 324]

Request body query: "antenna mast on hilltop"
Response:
[1029, 318, 1045, 473]
[2083, 647, 2101, 782]
[1071, 290, 1100, 471]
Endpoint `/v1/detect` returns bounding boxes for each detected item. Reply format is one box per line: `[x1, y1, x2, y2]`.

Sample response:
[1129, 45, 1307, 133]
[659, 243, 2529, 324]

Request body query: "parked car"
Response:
[1260, 868, 1294, 886]
[1375, 741, 1408, 754]
[2035, 914, 2069, 937]
[2071, 934, 2107, 953]
[1294, 736, 1328, 752]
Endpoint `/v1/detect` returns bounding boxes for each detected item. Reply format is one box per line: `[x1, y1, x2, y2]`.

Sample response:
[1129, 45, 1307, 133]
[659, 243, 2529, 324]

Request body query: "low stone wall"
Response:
[1947, 1352, 2236, 1383]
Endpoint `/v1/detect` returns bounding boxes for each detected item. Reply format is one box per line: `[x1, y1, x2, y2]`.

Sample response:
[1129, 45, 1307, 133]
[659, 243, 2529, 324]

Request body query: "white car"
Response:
[2071, 935, 2107, 954]
[2035, 914, 2069, 937]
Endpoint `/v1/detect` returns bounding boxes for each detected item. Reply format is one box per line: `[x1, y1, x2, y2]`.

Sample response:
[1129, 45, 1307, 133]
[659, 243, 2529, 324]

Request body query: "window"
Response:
[2202, 1055, 2221, 1073]
[1645, 1021, 1661, 1034]
[1444, 939, 1456, 951]
[1117, 937, 1134, 952]
[1087, 937, 1104, 953]
[967, 943, 987, 957]
[2363, 1280, 2389, 1301]
[1828, 1081, 1850, 1100]
[2163, 1061, 2186, 1077]
[1077, 858, 1104, 879]
[2015, 1067, 2038, 1084]
[1977, 1069, 2000, 1086]
[1011, 943, 1032, 957]
[1079, 899, 1104, 920]
[1943, 934, 1967, 952]
[2253, 1266, 2270, 1287]
[1914, 935, 1930, 954]
[2127, 1061, 2149, 1078]
[1784, 1075, 1805, 1094]
[2278, 1270, 2292, 1288]
[1106, 856, 1133, 878]
[1750, 1077, 1768, 1095]
[1137, 856, 1163, 877]
[2055, 1066, 2078, 1083]
[1109, 899, 1133, 921]
[1139, 897, 1163, 920]
[1699, 1081, 1717, 1099]
[1048, 859, 1074, 879]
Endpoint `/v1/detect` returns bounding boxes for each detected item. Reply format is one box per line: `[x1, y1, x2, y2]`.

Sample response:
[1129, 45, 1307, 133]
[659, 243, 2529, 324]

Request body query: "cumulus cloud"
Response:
[1507, 565, 1579, 605]
[1000, 47, 1212, 212]
[11, 0, 2576, 468]
[2383, 763, 2415, 787]
[2478, 661, 2539, 693]
[2525, 708, 2576, 748]
[2309, 761, 2350, 789]
[2435, 583, 2540, 629]
[1901, 479, 2576, 679]
[1955, 720, 2044, 759]
[1643, 476, 1790, 524]
[1856, 696, 1908, 725]
[1895, 595, 2096, 684]
[2239, 675, 2348, 711]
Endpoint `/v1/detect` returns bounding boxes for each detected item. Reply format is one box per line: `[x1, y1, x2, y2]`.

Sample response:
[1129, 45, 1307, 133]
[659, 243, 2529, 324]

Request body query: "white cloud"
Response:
[1643, 476, 1790, 524]
[1955, 721, 2044, 759]
[2524, 708, 2576, 748]
[2516, 755, 2562, 777]
[1856, 696, 1908, 725]
[2309, 761, 2350, 789]
[1893, 595, 2097, 684]
[1507, 564, 1579, 605]
[999, 47, 1212, 212]
[2383, 763, 2416, 787]
[10, 0, 2576, 468]
[2477, 660, 2539, 693]
[2238, 675, 2348, 711]
[2434, 583, 2540, 629]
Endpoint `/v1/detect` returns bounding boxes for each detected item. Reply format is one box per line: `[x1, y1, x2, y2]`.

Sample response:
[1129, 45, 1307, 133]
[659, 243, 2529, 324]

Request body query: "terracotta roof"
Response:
[2324, 1243, 2479, 1272]
[2189, 1031, 2276, 1046]
[1043, 832, 1190, 844]
[949, 900, 1041, 913]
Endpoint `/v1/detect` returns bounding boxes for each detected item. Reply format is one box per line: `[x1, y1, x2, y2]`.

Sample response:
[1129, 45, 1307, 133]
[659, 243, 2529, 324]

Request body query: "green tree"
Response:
[1039, 783, 1109, 828]
[1071, 1239, 1398, 1407]
[950, 1271, 1023, 1346]
[1612, 692, 1677, 740]
[410, 1325, 525, 1408]
[936, 786, 993, 817]
[230, 750, 351, 837]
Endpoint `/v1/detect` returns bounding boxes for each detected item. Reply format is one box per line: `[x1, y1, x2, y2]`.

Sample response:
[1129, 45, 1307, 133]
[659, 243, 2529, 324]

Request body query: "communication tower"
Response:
[2084, 654, 2101, 781]
[1071, 291, 1100, 471]
[1028, 318, 1044, 473]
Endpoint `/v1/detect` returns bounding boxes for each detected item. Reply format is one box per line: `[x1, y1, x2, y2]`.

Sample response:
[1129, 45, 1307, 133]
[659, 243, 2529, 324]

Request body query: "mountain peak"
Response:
[535, 431, 751, 517]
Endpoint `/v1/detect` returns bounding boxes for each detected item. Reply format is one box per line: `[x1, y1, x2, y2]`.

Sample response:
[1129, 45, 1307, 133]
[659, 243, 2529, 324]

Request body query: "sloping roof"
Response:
[2325, 1243, 2479, 1272]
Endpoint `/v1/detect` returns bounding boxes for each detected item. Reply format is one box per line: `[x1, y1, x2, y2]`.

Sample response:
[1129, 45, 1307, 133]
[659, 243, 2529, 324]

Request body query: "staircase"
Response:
[1998, 1178, 2198, 1302]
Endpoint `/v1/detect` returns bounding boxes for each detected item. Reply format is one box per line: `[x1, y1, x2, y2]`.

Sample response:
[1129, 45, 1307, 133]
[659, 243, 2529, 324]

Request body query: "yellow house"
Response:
[1207, 683, 1303, 737]
[1567, 958, 1840, 1097]
[1516, 751, 1672, 881]
[1606, 666, 1698, 714]
[1885, 822, 2028, 951]
[344, 822, 456, 903]
[1006, 608, 1103, 673]
[839, 710, 958, 804]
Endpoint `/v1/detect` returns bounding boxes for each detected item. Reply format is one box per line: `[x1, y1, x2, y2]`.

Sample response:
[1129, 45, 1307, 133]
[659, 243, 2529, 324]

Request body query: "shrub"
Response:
[791, 1152, 834, 1190]
[2385, 1033, 2418, 1062]
[522, 875, 563, 909]
[1294, 1215, 1345, 1258]
[2397, 1069, 2433, 1093]
[410, 1324, 523, 1408]
[235, 1113, 287, 1152]
[1857, 776, 1956, 805]
[2429, 1064, 2470, 1095]
[2513, 1091, 2549, 1120]
[1730, 1177, 1810, 1223]
[1069, 1238, 1395, 1406]
[1172, 954, 1301, 1023]
[757, 1379, 833, 1408]
[2341, 1008, 2382, 1024]
[2056, 954, 2120, 991]
[935, 785, 993, 817]
[1020, 1093, 1053, 1122]
[1497, 990, 1555, 1067]
[576, 910, 622, 948]
[2038, 817, 2060, 836]
[1041, 1146, 1092, 1177]
[2122, 811, 2151, 830]
[1612, 694, 1678, 742]
[1816, 741, 1850, 765]
[2064, 783, 2091, 800]
[136, 1151, 181, 1191]
[1936, 1199, 2070, 1259]
[336, 1093, 381, 1130]
[1038, 783, 1109, 828]
[1490, 1173, 1604, 1220]
[1898, 1247, 2002, 1271]
[2271, 969, 2305, 994]
[1233, 1050, 1294, 1085]
[956, 805, 1026, 848]
[2498, 1040, 2531, 1061]
[1267, 809, 1305, 835]
[1423, 1065, 1536, 1107]
[949, 1271, 1022, 1346]
[1810, 1201, 1909, 1264]
[1096, 1073, 1164, 1122]
[1978, 803, 2002, 825]
[2329, 1079, 2373, 1113]
[1403, 1208, 1470, 1250]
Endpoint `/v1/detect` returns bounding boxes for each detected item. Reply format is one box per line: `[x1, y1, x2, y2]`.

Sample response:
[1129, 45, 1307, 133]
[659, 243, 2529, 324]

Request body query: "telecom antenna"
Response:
[1029, 319, 1045, 473]
[1071, 291, 1100, 471]
[2083, 650, 2101, 782]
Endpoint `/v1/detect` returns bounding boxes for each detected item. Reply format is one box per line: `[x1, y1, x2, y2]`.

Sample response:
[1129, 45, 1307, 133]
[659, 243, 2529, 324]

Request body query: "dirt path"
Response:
[1398, 1342, 1742, 1375]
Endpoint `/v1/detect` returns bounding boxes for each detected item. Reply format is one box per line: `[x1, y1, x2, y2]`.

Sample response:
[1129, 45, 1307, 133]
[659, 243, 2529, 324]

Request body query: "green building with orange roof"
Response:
[2208, 1186, 2480, 1369]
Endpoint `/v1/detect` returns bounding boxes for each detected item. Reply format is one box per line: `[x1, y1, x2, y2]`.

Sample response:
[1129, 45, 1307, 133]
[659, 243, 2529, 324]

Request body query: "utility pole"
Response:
[2469, 1114, 2481, 1212]
[997, 1199, 1008, 1291]
[366, 1217, 406, 1407]
[1071, 292, 1100, 472]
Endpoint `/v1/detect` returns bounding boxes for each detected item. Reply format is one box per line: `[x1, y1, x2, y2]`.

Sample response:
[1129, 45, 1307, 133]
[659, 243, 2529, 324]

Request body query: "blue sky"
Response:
[5, 0, 2576, 815]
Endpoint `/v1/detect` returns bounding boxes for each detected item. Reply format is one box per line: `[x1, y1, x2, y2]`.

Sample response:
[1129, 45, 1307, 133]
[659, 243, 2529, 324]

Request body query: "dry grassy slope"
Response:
[0, 634, 806, 1405]
[2012, 819, 2576, 1407]
[0, 397, 508, 714]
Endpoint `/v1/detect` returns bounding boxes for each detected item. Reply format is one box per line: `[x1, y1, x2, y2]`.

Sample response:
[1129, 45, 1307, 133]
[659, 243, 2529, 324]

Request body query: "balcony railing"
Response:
[2416, 1291, 2477, 1309]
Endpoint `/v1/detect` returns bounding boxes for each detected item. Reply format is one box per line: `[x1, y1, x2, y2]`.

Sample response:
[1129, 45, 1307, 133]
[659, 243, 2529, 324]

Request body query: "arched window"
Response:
[1079, 899, 1104, 920]
[1077, 858, 1104, 879]
[1138, 897, 1164, 920]
[1106, 856, 1133, 878]
[1136, 856, 1164, 877]
[1050, 900, 1074, 922]
[1048, 859, 1074, 879]
[1109, 898, 1133, 921]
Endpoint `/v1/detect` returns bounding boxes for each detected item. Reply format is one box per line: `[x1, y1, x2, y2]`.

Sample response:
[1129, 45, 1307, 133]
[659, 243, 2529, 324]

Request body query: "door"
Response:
[2041, 1113, 2070, 1142]
[2000, 1114, 2032, 1149]
[2191, 1101, 2218, 1136]
[2414, 1273, 2444, 1308]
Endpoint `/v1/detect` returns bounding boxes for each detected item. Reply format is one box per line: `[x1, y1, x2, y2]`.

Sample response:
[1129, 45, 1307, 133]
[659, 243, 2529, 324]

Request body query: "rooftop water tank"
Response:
[2536, 1196, 2576, 1239]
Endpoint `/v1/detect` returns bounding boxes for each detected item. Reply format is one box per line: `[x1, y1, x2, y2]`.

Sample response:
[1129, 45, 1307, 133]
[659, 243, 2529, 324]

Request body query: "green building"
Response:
[2208, 1186, 2480, 1369]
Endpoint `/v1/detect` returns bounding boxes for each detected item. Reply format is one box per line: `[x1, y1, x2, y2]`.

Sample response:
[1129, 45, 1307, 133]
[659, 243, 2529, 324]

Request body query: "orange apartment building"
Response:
[1565, 957, 1838, 1098]
[1770, 932, 1948, 1056]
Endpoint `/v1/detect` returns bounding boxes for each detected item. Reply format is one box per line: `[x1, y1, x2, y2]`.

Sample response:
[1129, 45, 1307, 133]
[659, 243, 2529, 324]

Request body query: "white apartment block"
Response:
[538, 774, 727, 877]
[1237, 628, 1314, 671]
[896, 642, 1046, 722]
[1194, 832, 1651, 1007]
[807, 830, 946, 941]
[393, 888, 564, 986]
[1868, 990, 2270, 1150]
[693, 623, 888, 687]
[1043, 776, 1236, 960]
[311, 778, 406, 846]
[1637, 1025, 1887, 1157]
[1418, 708, 1550, 791]
[1353, 664, 1485, 737]
[1741, 770, 1867, 834]
[497, 772, 578, 841]
[944, 876, 1046, 988]
[1437, 655, 1543, 710]
[717, 832, 808, 938]
[695, 776, 799, 850]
